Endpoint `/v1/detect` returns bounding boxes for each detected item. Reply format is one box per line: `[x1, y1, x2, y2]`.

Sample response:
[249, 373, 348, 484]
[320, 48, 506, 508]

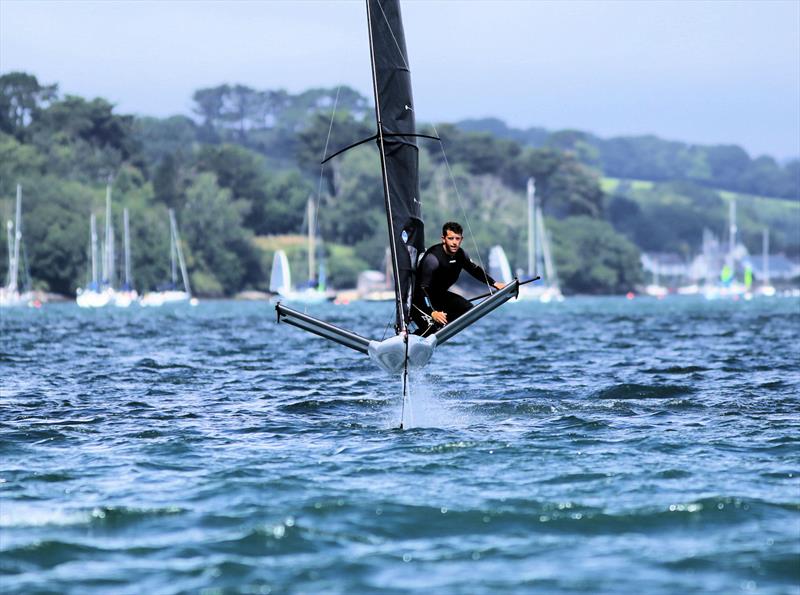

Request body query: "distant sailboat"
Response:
[704, 197, 747, 300]
[269, 199, 330, 304]
[0, 184, 34, 308]
[140, 209, 196, 307]
[758, 228, 776, 297]
[488, 245, 513, 285]
[269, 249, 292, 298]
[517, 178, 563, 302]
[77, 185, 118, 308]
[76, 225, 110, 307]
[113, 208, 139, 307]
[644, 257, 668, 298]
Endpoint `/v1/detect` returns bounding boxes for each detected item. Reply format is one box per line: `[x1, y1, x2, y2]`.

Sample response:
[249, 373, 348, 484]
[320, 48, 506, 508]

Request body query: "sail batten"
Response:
[366, 0, 425, 330]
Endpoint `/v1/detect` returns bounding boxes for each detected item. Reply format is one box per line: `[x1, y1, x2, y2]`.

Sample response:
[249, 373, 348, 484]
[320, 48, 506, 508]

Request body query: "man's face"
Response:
[442, 230, 463, 255]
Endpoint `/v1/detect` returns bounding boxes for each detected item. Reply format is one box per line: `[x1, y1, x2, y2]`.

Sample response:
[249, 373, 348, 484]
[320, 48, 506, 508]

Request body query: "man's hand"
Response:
[493, 282, 506, 290]
[431, 310, 448, 325]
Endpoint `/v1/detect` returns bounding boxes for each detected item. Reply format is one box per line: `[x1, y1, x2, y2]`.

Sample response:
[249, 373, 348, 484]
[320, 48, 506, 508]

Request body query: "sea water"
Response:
[1, 297, 798, 594]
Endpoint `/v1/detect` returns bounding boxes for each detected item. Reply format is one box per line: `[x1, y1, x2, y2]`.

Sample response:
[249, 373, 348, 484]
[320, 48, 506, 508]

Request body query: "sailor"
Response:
[411, 221, 506, 337]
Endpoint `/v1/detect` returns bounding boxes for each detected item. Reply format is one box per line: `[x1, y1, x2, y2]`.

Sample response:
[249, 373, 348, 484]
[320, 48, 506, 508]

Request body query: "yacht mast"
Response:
[8, 184, 21, 292]
[169, 209, 191, 296]
[90, 213, 98, 286]
[123, 208, 132, 288]
[104, 184, 113, 287]
[527, 178, 536, 278]
[727, 197, 737, 269]
[537, 206, 558, 289]
[307, 197, 316, 287]
[5, 220, 12, 288]
[169, 213, 177, 286]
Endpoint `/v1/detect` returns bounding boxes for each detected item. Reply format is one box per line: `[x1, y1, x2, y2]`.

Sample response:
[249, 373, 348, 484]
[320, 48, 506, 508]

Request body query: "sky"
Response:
[1, 0, 798, 160]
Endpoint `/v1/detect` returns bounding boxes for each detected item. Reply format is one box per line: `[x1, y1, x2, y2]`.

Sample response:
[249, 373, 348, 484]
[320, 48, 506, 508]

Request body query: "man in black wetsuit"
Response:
[411, 221, 506, 337]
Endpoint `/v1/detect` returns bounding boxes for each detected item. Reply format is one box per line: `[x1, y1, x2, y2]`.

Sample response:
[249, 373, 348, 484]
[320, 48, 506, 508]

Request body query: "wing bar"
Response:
[434, 279, 520, 345]
[276, 303, 372, 355]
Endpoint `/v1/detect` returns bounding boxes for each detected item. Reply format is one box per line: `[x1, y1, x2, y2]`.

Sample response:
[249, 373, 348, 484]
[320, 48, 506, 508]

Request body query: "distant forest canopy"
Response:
[0, 71, 797, 298]
[456, 118, 799, 201]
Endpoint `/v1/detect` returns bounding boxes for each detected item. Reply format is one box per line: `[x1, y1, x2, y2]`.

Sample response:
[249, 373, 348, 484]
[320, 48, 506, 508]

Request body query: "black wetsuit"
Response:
[411, 244, 496, 336]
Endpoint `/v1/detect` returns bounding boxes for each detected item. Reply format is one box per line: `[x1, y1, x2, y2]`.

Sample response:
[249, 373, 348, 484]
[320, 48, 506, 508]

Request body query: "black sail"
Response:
[367, 0, 424, 329]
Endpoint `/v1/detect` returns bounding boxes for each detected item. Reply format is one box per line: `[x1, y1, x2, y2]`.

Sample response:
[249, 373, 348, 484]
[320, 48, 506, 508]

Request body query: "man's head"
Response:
[441, 221, 463, 255]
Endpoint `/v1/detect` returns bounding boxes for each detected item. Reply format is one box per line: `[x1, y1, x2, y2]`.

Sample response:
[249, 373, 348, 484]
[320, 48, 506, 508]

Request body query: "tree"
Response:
[317, 149, 386, 246]
[153, 153, 184, 209]
[260, 171, 313, 236]
[180, 173, 260, 295]
[0, 132, 46, 192]
[550, 216, 642, 294]
[192, 85, 229, 128]
[22, 178, 90, 295]
[432, 125, 522, 179]
[29, 96, 143, 181]
[132, 115, 197, 164]
[0, 72, 58, 139]
[295, 110, 373, 194]
[706, 144, 750, 187]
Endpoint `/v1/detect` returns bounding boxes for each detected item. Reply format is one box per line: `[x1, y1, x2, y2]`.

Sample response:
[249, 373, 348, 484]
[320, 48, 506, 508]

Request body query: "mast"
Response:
[727, 197, 737, 269]
[169, 209, 191, 296]
[8, 184, 21, 292]
[365, 0, 425, 333]
[762, 227, 770, 287]
[109, 226, 116, 288]
[5, 220, 12, 289]
[537, 206, 558, 290]
[123, 208, 132, 289]
[367, 0, 405, 331]
[307, 197, 316, 287]
[169, 212, 177, 286]
[527, 178, 536, 277]
[104, 184, 113, 287]
[90, 213, 98, 286]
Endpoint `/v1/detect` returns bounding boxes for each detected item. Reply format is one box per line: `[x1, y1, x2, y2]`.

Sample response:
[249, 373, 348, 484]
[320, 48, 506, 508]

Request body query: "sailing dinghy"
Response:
[276, 0, 520, 397]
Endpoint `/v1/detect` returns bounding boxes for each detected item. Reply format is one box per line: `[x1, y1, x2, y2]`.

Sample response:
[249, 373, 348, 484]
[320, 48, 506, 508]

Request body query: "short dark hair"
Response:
[442, 221, 463, 236]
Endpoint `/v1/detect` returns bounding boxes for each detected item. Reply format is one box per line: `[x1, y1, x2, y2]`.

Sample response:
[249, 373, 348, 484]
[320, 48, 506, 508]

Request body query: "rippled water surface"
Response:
[2, 297, 799, 594]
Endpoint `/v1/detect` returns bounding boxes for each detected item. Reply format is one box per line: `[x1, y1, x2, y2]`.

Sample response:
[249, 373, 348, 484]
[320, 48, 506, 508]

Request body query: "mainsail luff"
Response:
[365, 0, 424, 331]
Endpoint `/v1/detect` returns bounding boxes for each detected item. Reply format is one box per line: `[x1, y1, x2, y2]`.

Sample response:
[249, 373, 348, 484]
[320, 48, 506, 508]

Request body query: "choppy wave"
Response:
[1, 298, 798, 594]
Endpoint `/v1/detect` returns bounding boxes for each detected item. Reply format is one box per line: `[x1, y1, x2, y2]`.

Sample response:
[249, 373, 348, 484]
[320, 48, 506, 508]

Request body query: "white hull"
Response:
[76, 288, 114, 308]
[0, 289, 34, 308]
[140, 290, 197, 307]
[274, 287, 329, 305]
[703, 282, 748, 301]
[517, 285, 564, 303]
[113, 290, 139, 308]
[644, 284, 669, 298]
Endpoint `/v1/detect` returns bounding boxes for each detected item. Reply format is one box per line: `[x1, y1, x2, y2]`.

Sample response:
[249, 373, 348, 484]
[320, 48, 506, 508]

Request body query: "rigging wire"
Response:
[375, 0, 407, 68]
[314, 86, 343, 266]
[430, 123, 492, 292]
[374, 1, 491, 292]
[380, 317, 393, 341]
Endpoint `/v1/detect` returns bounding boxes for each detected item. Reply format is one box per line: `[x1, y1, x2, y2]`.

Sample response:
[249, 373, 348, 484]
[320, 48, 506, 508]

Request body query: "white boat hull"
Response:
[0, 289, 34, 308]
[76, 288, 113, 308]
[140, 291, 195, 307]
[368, 334, 437, 374]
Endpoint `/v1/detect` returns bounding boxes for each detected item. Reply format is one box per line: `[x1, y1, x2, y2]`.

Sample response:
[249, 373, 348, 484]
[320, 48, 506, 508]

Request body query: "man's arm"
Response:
[460, 249, 498, 287]
[415, 253, 439, 316]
